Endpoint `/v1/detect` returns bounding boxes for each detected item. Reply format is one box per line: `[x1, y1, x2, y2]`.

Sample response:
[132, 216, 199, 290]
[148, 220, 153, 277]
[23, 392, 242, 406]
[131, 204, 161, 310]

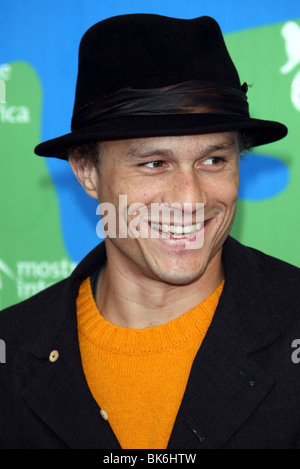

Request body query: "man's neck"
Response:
[95, 247, 224, 329]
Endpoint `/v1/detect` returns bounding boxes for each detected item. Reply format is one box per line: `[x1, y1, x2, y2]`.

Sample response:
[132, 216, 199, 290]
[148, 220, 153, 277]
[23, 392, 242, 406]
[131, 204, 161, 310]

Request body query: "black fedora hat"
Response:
[34, 14, 287, 159]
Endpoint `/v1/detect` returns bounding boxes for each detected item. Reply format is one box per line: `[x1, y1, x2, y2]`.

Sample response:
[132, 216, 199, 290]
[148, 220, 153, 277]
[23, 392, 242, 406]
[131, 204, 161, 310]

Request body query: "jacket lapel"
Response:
[20, 313, 121, 449]
[167, 318, 278, 448]
[168, 237, 280, 449]
[18, 242, 121, 449]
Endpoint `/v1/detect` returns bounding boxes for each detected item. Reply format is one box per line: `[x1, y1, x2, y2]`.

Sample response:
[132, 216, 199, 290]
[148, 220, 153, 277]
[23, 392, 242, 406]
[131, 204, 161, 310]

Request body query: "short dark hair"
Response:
[68, 141, 101, 167]
[239, 132, 253, 153]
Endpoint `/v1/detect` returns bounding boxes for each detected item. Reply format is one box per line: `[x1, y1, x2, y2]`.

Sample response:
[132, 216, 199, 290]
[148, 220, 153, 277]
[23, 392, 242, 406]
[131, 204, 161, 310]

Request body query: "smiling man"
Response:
[1, 14, 300, 450]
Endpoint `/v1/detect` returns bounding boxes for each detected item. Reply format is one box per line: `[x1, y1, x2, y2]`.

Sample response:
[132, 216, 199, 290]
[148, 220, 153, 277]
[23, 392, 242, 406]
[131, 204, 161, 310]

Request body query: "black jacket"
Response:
[0, 236, 300, 449]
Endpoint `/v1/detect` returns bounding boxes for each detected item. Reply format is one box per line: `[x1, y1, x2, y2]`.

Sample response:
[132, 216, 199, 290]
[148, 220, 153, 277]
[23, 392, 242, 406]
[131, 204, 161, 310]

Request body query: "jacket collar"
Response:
[20, 237, 279, 448]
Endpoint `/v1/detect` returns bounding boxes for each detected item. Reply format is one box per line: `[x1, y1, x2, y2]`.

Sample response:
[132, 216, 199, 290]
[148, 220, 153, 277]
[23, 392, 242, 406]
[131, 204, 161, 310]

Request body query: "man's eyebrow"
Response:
[123, 145, 173, 160]
[203, 134, 238, 153]
[203, 142, 237, 153]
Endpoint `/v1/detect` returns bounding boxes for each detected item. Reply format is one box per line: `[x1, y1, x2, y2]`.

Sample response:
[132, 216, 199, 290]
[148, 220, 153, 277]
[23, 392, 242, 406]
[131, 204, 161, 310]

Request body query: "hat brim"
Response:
[34, 113, 287, 159]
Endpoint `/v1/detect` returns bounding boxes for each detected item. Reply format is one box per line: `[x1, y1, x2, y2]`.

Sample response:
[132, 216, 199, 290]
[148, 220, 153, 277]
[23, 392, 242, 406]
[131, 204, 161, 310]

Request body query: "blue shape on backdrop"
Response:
[238, 154, 290, 201]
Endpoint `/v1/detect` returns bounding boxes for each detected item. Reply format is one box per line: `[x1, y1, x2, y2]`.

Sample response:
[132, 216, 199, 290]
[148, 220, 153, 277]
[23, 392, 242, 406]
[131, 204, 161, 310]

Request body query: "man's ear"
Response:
[69, 156, 99, 200]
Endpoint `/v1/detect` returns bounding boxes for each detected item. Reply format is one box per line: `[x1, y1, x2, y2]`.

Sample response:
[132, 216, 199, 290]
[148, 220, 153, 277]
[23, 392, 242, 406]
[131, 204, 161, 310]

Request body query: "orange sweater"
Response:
[76, 277, 224, 449]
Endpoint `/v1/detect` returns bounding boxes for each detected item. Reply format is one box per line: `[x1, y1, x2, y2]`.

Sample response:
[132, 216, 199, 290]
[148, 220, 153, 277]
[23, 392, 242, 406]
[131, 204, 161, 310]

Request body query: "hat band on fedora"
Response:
[71, 81, 249, 131]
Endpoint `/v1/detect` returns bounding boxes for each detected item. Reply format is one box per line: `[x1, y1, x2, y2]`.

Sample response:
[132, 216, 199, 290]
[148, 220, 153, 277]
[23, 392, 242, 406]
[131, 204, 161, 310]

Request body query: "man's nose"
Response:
[163, 169, 206, 210]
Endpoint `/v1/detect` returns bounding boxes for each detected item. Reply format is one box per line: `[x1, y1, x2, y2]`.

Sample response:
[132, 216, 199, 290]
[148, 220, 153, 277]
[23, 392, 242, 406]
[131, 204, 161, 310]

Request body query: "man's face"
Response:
[84, 131, 240, 285]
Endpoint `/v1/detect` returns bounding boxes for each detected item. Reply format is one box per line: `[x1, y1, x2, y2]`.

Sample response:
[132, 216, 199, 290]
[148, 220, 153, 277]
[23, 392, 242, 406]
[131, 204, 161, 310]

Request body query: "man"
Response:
[0, 14, 300, 449]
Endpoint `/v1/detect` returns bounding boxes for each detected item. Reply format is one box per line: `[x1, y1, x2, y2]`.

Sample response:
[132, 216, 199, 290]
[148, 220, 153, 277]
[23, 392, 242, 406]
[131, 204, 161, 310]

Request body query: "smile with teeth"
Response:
[150, 222, 203, 238]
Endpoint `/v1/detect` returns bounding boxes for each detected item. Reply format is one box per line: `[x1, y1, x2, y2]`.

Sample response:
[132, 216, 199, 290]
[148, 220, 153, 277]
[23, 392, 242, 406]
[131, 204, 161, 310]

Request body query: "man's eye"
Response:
[202, 157, 225, 166]
[142, 161, 165, 168]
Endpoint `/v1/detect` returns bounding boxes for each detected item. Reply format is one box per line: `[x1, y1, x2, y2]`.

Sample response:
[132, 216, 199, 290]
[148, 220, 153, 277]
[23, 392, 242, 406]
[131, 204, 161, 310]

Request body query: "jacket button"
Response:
[100, 409, 108, 421]
[49, 350, 59, 362]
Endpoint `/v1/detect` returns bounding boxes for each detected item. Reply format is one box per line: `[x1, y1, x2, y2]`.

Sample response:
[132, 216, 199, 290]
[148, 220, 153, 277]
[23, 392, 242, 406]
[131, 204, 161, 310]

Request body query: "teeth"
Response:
[183, 225, 192, 233]
[151, 222, 203, 236]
